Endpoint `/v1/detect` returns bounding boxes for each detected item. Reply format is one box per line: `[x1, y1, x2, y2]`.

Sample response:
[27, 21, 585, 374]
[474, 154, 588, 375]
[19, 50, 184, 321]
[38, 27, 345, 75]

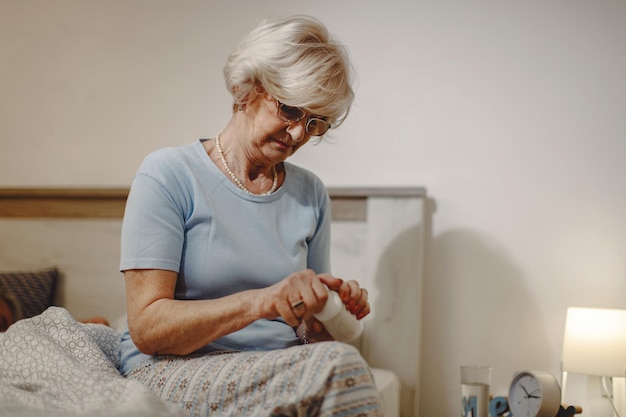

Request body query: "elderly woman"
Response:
[120, 15, 383, 416]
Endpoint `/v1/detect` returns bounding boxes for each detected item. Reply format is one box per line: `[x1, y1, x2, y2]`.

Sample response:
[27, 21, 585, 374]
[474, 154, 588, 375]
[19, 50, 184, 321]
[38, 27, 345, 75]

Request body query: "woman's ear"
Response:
[230, 84, 248, 112]
[254, 83, 266, 96]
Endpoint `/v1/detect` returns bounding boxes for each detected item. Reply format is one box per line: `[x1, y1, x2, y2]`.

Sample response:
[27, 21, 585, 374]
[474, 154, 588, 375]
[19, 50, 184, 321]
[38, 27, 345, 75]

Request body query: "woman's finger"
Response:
[337, 281, 371, 319]
[317, 273, 343, 292]
[290, 299, 306, 319]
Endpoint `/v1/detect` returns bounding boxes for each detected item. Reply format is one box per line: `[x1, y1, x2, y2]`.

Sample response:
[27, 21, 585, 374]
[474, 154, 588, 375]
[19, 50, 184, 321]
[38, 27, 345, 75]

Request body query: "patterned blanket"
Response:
[0, 307, 184, 417]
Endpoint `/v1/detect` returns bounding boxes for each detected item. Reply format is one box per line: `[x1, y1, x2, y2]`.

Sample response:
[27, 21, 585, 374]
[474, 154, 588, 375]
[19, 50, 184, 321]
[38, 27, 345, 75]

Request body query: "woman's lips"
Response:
[273, 138, 292, 150]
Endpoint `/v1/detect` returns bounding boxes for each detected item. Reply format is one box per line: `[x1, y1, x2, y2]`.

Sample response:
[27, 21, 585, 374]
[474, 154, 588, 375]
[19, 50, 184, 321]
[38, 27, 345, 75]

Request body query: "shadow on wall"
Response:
[418, 222, 551, 417]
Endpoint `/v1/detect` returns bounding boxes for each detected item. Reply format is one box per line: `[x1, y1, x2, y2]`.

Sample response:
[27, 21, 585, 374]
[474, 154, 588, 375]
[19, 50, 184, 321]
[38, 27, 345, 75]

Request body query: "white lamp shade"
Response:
[562, 307, 626, 377]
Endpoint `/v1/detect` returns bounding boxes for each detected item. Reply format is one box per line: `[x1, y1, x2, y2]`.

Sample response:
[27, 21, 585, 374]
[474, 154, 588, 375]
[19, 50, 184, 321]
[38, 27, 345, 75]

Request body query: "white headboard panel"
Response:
[0, 186, 428, 417]
[331, 190, 427, 416]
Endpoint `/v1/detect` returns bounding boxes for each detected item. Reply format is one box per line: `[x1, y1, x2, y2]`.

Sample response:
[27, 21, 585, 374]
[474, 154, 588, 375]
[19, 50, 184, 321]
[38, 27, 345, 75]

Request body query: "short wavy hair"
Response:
[224, 15, 355, 129]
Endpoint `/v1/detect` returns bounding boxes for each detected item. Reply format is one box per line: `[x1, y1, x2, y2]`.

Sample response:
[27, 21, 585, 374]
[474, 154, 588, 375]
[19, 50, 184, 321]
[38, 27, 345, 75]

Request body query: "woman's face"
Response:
[240, 93, 314, 164]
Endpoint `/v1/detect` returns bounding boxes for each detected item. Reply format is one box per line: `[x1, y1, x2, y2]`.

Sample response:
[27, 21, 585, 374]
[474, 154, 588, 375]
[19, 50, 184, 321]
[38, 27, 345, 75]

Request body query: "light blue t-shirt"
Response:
[119, 139, 331, 373]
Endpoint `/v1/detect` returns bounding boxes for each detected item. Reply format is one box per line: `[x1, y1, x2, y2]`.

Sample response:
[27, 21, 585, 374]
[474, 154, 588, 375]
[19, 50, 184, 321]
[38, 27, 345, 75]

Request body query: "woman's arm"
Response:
[125, 268, 347, 355]
[125, 269, 265, 355]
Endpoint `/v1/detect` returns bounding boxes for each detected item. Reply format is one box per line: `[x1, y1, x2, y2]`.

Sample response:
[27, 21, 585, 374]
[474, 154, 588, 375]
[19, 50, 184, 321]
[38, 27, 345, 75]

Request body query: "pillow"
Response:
[0, 268, 59, 319]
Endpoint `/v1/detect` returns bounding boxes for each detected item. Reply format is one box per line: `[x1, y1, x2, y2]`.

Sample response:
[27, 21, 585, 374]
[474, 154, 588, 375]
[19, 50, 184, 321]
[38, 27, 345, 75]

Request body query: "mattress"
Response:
[371, 367, 401, 417]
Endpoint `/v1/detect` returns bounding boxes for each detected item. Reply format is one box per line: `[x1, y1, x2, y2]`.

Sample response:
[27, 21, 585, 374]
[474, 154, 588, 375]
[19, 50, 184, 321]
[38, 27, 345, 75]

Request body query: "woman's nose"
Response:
[286, 120, 308, 143]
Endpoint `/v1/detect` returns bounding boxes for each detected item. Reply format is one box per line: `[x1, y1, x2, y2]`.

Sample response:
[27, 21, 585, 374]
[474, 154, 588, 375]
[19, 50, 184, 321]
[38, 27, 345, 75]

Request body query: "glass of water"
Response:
[461, 365, 491, 417]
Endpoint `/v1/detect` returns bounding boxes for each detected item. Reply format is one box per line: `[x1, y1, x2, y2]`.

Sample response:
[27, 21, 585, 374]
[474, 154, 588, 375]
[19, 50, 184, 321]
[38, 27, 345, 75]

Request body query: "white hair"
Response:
[224, 15, 355, 128]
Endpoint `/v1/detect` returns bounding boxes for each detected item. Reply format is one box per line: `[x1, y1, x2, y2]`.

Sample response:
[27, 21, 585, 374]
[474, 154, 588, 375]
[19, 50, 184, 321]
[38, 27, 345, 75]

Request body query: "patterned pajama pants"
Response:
[126, 341, 384, 417]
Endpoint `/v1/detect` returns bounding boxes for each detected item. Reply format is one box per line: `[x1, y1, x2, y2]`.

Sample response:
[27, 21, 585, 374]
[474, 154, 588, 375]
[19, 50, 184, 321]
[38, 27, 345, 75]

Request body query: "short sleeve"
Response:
[120, 154, 188, 272]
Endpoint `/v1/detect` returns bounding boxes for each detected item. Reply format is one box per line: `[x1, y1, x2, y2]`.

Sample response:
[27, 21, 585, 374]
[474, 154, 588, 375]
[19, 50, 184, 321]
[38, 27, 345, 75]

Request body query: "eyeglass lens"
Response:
[278, 104, 306, 123]
[305, 118, 329, 136]
[277, 102, 330, 136]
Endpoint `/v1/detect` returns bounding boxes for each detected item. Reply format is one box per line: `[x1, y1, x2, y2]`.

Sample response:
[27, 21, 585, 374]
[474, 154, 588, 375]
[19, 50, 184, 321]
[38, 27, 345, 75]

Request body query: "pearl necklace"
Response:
[215, 135, 278, 196]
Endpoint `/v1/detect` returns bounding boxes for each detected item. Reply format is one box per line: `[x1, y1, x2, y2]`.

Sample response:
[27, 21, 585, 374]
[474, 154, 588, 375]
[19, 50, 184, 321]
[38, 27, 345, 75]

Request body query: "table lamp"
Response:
[562, 307, 626, 417]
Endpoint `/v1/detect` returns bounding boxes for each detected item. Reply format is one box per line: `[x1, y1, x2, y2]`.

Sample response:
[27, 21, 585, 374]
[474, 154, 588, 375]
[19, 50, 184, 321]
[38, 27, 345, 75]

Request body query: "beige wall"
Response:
[2, 1, 626, 416]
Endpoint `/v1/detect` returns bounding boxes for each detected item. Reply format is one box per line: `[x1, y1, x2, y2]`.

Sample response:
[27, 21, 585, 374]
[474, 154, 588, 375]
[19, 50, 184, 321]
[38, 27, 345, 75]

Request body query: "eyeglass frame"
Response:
[275, 100, 331, 137]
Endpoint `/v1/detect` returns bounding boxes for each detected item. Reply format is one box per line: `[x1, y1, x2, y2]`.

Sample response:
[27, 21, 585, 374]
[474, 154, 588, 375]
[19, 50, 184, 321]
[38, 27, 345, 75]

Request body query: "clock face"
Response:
[508, 371, 561, 417]
[509, 374, 543, 417]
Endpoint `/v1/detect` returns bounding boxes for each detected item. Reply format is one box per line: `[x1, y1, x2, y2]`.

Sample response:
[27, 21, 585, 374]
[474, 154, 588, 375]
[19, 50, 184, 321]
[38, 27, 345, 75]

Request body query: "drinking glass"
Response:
[461, 365, 491, 417]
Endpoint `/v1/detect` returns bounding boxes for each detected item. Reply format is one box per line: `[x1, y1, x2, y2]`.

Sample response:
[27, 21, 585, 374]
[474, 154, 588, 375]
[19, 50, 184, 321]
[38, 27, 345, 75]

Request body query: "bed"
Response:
[0, 187, 428, 417]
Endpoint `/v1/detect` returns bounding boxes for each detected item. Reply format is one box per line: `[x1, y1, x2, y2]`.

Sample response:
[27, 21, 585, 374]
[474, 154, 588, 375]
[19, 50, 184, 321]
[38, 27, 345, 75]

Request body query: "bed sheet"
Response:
[1, 306, 397, 417]
[0, 307, 184, 417]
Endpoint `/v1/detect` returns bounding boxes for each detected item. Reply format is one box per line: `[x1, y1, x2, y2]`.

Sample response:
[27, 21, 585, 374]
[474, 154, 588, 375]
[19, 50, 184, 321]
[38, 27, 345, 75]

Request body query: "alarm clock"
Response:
[508, 371, 561, 417]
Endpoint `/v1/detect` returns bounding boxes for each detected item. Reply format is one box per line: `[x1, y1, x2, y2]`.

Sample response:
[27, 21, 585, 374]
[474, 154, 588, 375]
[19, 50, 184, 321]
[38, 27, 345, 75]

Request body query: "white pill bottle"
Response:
[313, 288, 364, 342]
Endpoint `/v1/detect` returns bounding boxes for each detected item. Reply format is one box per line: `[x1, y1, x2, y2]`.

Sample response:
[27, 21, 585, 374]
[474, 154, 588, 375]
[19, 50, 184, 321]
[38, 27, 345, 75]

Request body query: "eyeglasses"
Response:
[275, 100, 331, 137]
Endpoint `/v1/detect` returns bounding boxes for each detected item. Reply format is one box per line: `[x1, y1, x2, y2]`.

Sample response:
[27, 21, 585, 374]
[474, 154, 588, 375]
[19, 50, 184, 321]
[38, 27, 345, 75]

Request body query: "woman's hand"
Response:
[313, 273, 371, 321]
[336, 279, 371, 320]
[263, 269, 342, 327]
[266, 271, 371, 344]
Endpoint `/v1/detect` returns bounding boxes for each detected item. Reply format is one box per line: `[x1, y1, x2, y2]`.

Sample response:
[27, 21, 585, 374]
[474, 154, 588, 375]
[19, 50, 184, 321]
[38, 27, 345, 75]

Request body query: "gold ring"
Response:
[291, 300, 305, 310]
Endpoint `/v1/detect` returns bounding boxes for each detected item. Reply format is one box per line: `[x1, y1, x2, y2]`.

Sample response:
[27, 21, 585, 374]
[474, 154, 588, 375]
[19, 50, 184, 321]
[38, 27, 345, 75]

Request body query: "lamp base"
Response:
[613, 377, 625, 417]
[558, 404, 583, 417]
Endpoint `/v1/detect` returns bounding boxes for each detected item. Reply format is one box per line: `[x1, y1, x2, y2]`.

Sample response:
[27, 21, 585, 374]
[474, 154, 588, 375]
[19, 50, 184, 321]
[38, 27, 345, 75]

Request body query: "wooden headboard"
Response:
[0, 187, 423, 221]
[0, 186, 427, 417]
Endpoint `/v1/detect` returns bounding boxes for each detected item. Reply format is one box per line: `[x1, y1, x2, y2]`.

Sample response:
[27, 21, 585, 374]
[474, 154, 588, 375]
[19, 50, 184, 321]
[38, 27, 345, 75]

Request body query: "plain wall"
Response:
[1, 1, 625, 416]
